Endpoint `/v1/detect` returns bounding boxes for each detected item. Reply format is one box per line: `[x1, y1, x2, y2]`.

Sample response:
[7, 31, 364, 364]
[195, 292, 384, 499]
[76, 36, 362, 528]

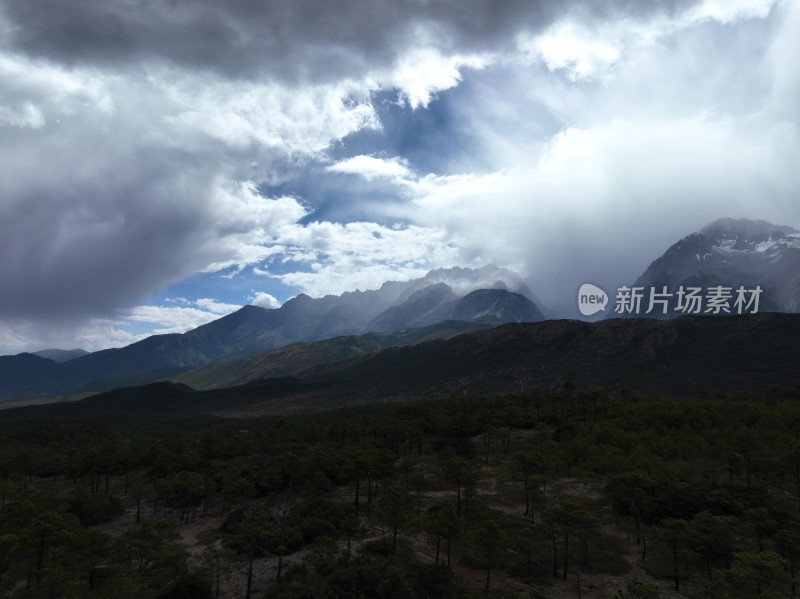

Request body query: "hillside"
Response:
[3, 313, 798, 420]
[170, 320, 492, 390]
[296, 312, 800, 401]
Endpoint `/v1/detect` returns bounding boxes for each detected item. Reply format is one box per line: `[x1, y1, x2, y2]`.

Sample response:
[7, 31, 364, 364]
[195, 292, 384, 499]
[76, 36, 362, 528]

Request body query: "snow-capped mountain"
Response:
[633, 218, 800, 315]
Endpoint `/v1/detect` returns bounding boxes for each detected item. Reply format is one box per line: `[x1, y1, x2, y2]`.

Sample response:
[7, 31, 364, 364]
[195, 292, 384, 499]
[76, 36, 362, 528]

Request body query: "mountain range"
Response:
[0, 265, 543, 401]
[292, 312, 800, 401]
[3, 218, 800, 407]
[3, 312, 798, 422]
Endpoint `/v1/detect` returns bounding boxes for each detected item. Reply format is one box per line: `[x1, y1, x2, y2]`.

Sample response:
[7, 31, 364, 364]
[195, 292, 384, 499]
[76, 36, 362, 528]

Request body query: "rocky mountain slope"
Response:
[630, 218, 800, 316]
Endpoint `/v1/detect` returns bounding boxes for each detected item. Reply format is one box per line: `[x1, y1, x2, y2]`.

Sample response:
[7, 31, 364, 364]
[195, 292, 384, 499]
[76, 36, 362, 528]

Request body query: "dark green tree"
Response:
[227, 507, 277, 599]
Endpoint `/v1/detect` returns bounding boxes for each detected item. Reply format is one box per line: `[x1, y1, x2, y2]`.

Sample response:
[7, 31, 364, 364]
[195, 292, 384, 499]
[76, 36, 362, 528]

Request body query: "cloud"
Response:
[257, 220, 461, 297]
[0, 317, 146, 355]
[123, 298, 241, 335]
[326, 155, 413, 181]
[516, 0, 783, 81]
[524, 21, 624, 80]
[395, 0, 800, 310]
[0, 295, 247, 355]
[0, 101, 45, 128]
[405, 114, 798, 308]
[0, 0, 797, 352]
[0, 130, 304, 319]
[687, 0, 778, 23]
[0, 0, 489, 326]
[168, 77, 380, 152]
[248, 291, 281, 309]
[123, 306, 225, 334]
[387, 49, 488, 108]
[194, 298, 242, 315]
[0, 0, 662, 82]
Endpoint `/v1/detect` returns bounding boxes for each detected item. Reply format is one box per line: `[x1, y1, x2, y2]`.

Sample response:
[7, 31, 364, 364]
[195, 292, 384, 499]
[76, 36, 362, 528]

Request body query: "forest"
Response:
[1, 385, 799, 598]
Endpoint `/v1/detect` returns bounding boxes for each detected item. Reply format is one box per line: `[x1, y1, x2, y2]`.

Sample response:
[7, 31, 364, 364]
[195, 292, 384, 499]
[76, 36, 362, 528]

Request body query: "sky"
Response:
[1, 0, 799, 354]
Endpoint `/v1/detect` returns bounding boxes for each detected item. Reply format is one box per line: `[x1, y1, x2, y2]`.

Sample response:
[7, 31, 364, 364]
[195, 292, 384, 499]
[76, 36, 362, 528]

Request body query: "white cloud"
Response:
[524, 21, 624, 80]
[167, 75, 380, 153]
[404, 119, 799, 310]
[386, 48, 489, 109]
[517, 0, 782, 81]
[333, 0, 796, 313]
[326, 155, 413, 181]
[254, 220, 461, 296]
[76, 319, 149, 350]
[0, 51, 113, 161]
[766, 0, 800, 118]
[122, 300, 240, 335]
[199, 185, 308, 274]
[687, 0, 778, 24]
[194, 298, 242, 315]
[0, 101, 45, 128]
[0, 294, 246, 354]
[0, 317, 146, 355]
[248, 291, 281, 309]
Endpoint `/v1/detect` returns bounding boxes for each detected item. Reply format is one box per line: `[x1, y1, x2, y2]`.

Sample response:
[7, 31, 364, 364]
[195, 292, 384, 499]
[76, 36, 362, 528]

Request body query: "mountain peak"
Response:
[420, 264, 535, 299]
[700, 217, 799, 240]
[633, 217, 800, 316]
[452, 289, 544, 323]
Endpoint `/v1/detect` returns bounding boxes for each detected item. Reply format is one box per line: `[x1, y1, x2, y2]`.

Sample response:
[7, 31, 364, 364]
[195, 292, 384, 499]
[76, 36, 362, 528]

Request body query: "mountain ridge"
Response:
[32, 349, 89, 363]
[0, 266, 544, 400]
[3, 313, 798, 419]
[276, 312, 800, 400]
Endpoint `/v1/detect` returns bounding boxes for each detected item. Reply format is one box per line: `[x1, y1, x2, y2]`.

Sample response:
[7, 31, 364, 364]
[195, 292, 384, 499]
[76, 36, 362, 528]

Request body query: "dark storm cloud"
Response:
[0, 0, 696, 81]
[0, 144, 218, 317]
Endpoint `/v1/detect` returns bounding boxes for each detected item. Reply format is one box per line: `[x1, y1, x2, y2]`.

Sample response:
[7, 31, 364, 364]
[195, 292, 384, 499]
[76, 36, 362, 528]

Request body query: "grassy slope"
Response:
[169, 320, 493, 390]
